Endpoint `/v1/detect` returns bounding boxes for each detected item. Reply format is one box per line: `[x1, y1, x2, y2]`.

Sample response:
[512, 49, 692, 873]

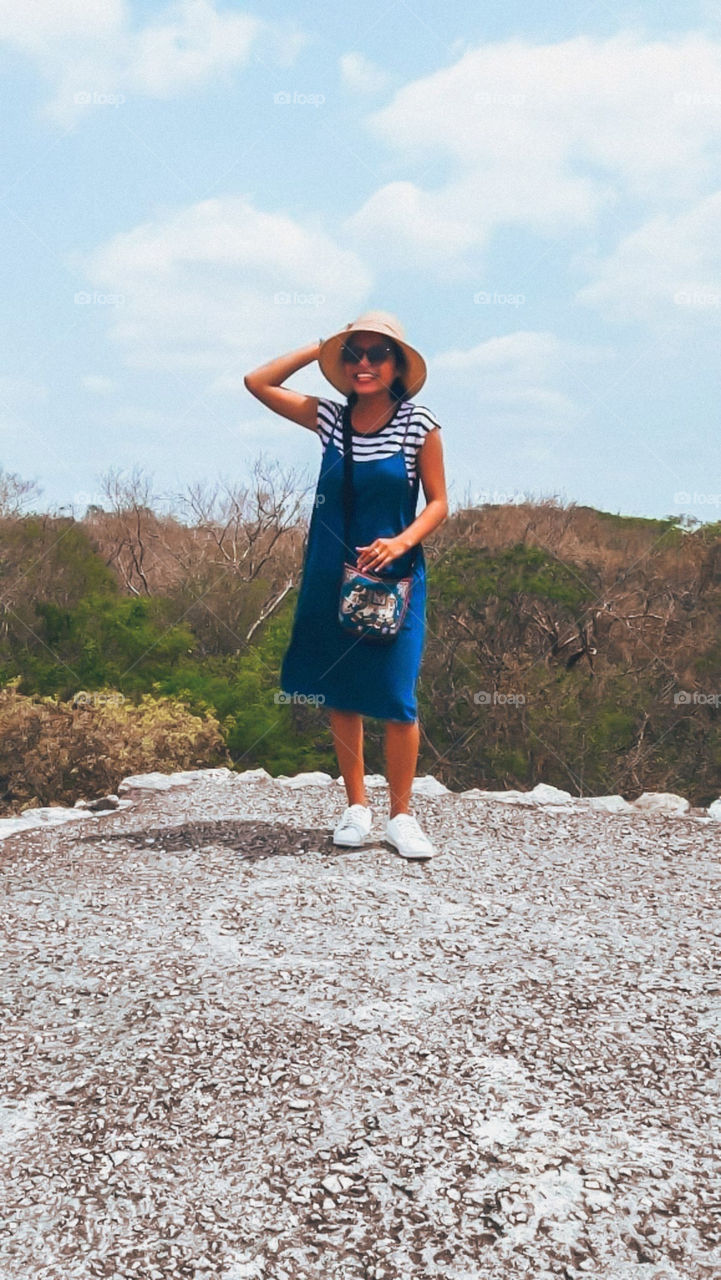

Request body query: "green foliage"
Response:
[485, 746, 529, 784]
[2, 501, 721, 807]
[147, 603, 335, 778]
[0, 516, 118, 602]
[696, 520, 721, 544]
[18, 594, 196, 697]
[432, 544, 594, 613]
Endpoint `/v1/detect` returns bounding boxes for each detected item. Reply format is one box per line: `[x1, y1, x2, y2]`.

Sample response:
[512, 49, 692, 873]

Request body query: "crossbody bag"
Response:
[338, 403, 419, 643]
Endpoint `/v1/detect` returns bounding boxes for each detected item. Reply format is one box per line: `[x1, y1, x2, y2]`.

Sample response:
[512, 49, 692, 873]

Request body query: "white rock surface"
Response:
[276, 771, 334, 788]
[21, 805, 91, 825]
[234, 767, 273, 783]
[587, 795, 635, 814]
[118, 767, 234, 793]
[2, 767, 710, 839]
[336, 773, 388, 788]
[411, 775, 450, 797]
[0, 807, 90, 842]
[472, 789, 538, 806]
[633, 791, 691, 815]
[0, 767, 718, 1278]
[170, 766, 234, 783]
[529, 782, 575, 804]
[118, 771, 180, 792]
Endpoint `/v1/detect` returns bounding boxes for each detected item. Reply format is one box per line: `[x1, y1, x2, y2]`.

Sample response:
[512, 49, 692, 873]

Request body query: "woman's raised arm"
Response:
[244, 339, 323, 431]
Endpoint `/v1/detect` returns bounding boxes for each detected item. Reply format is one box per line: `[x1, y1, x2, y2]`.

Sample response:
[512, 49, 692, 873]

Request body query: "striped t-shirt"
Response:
[316, 398, 442, 483]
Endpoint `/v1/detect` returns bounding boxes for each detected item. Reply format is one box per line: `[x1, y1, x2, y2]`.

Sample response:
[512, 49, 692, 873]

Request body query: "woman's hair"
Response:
[346, 338, 408, 408]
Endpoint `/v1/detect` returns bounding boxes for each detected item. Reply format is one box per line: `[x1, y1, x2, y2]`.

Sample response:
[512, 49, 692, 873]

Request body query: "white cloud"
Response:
[576, 190, 721, 323]
[429, 330, 611, 433]
[82, 374, 117, 394]
[131, 0, 262, 98]
[345, 33, 721, 275]
[347, 180, 484, 275]
[0, 0, 301, 126]
[339, 52, 390, 95]
[0, 0, 123, 51]
[75, 195, 373, 374]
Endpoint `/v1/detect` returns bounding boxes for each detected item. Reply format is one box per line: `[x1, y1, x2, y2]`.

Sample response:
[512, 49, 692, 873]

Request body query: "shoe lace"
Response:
[392, 813, 422, 835]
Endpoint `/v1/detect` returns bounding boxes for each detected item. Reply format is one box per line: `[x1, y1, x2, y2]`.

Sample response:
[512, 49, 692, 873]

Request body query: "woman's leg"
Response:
[385, 718, 420, 818]
[329, 709, 368, 806]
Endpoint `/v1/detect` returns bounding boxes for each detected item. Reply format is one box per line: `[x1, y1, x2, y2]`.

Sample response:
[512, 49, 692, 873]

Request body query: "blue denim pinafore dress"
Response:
[280, 411, 426, 722]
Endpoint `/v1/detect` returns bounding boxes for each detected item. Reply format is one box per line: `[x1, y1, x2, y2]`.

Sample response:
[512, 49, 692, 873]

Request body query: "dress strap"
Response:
[341, 402, 420, 570]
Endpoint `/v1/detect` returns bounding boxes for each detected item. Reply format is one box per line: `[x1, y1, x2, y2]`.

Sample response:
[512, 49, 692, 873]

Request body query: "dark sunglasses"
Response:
[341, 340, 394, 365]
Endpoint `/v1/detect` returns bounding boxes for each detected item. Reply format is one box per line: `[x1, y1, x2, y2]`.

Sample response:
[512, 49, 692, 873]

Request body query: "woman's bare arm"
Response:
[355, 428, 449, 572]
[244, 340, 323, 430]
[399, 428, 448, 548]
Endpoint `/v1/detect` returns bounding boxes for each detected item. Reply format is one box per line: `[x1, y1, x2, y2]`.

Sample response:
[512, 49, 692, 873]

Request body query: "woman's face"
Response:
[343, 330, 398, 398]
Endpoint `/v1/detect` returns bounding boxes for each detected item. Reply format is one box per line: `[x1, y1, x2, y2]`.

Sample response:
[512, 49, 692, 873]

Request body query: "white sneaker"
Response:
[333, 804, 372, 846]
[385, 813, 435, 860]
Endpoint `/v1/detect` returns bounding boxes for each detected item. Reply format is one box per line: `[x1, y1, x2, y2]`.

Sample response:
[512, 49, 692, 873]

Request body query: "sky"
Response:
[1, 0, 720, 523]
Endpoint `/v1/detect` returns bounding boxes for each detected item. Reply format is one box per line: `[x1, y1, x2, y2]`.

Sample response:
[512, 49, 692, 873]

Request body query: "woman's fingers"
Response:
[356, 538, 400, 566]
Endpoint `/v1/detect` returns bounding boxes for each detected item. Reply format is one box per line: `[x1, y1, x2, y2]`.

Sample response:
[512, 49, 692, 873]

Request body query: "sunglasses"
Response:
[341, 340, 394, 365]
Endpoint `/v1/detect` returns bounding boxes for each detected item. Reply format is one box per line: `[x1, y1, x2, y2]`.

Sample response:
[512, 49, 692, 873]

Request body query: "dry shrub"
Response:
[0, 684, 229, 816]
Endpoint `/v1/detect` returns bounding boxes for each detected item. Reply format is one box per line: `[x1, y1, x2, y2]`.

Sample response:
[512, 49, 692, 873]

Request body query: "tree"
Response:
[0, 468, 42, 518]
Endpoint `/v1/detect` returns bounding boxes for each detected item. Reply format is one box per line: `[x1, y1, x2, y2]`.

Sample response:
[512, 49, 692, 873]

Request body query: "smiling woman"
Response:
[244, 311, 448, 861]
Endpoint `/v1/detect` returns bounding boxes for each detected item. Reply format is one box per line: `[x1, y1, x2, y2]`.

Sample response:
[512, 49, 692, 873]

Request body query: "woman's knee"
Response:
[329, 708, 364, 738]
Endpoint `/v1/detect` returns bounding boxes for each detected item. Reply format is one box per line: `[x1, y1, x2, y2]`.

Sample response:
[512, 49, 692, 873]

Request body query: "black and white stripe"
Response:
[316, 397, 441, 483]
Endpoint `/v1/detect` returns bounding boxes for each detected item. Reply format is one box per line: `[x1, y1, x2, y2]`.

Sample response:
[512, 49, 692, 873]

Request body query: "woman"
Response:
[244, 311, 448, 860]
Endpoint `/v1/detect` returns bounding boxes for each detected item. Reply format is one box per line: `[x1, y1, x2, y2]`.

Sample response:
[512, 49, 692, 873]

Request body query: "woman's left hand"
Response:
[355, 535, 409, 573]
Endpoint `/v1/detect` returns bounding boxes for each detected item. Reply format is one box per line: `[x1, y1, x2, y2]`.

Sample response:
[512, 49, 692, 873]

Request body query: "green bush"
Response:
[14, 594, 196, 697]
[0, 682, 229, 816]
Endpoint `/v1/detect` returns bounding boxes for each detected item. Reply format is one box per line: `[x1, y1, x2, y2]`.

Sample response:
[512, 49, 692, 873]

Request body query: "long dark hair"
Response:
[345, 338, 408, 409]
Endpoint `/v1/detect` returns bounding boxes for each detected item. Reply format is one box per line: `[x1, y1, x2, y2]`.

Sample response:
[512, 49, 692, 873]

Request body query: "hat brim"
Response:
[318, 328, 427, 398]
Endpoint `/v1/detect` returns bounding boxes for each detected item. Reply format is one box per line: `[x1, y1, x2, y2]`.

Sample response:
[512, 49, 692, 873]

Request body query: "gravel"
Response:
[0, 770, 719, 1279]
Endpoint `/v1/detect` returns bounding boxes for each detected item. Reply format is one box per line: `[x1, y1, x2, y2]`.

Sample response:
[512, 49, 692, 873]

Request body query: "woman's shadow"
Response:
[83, 817, 393, 862]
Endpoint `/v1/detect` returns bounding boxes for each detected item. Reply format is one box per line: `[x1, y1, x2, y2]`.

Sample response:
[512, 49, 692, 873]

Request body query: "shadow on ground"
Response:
[75, 819, 379, 862]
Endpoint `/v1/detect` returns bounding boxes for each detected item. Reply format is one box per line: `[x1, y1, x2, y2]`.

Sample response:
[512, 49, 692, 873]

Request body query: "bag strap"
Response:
[341, 401, 354, 561]
[341, 402, 419, 570]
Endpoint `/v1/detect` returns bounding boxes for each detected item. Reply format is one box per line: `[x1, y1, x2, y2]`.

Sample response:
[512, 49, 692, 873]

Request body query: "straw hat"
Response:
[318, 310, 427, 397]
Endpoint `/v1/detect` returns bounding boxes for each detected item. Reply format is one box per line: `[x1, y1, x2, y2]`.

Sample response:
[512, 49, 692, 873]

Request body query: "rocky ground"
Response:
[0, 769, 719, 1280]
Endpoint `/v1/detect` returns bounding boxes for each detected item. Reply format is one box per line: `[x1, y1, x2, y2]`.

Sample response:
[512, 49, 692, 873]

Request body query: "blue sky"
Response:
[1, 0, 720, 522]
